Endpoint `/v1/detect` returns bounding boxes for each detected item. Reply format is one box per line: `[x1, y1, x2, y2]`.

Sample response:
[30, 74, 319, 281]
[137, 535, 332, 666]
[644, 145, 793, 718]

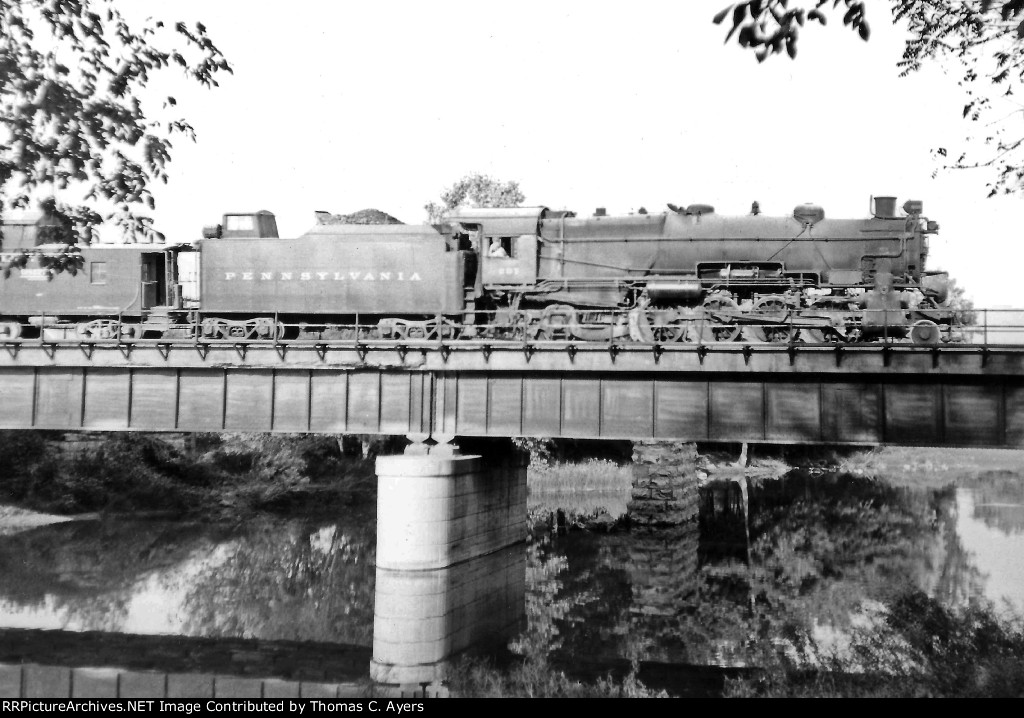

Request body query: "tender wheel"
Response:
[751, 297, 796, 343]
[251, 317, 284, 340]
[201, 318, 223, 339]
[75, 319, 123, 340]
[699, 295, 741, 342]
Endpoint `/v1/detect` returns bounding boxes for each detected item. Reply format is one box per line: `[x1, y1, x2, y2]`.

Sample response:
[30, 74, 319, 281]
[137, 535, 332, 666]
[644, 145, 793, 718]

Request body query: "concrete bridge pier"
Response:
[370, 437, 528, 692]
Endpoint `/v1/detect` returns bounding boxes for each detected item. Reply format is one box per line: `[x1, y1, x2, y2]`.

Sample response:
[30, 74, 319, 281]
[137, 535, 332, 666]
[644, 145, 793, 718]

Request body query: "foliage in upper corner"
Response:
[713, 1, 868, 62]
[424, 172, 526, 223]
[0, 0, 232, 253]
[715, 2, 1024, 197]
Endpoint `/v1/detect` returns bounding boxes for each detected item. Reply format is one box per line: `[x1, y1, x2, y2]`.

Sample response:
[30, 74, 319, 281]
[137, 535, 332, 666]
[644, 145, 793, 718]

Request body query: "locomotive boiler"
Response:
[0, 194, 953, 345]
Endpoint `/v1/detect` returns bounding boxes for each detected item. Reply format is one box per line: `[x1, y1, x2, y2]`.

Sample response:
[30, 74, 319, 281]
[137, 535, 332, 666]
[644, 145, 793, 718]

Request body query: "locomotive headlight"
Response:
[903, 200, 923, 215]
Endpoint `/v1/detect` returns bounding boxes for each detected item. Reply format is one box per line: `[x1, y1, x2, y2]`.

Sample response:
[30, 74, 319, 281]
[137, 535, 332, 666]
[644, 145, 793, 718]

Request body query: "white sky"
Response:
[96, 2, 1024, 307]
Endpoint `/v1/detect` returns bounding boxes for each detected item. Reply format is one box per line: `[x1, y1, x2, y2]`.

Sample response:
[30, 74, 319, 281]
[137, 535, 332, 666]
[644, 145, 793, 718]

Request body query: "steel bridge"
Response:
[0, 334, 1022, 449]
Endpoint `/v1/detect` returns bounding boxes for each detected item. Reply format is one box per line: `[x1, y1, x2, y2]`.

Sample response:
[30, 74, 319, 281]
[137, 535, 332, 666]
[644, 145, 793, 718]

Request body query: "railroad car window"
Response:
[89, 262, 107, 284]
[488, 237, 514, 257]
[226, 215, 255, 232]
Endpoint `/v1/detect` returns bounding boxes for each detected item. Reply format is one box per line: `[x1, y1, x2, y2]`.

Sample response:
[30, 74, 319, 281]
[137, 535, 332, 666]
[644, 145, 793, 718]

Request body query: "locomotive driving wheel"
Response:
[699, 294, 742, 342]
[804, 327, 843, 344]
[649, 310, 688, 343]
[751, 296, 796, 343]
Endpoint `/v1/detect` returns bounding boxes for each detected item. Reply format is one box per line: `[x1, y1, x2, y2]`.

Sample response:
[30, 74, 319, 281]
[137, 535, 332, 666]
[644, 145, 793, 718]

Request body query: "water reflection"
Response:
[0, 470, 1021, 694]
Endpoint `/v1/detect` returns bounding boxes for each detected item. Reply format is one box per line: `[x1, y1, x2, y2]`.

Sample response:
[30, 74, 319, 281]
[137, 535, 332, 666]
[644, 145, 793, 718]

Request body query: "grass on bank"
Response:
[837, 445, 1024, 487]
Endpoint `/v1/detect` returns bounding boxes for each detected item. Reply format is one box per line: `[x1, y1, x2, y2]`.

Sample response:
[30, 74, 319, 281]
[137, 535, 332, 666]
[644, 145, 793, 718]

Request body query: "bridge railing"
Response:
[0, 307, 1022, 348]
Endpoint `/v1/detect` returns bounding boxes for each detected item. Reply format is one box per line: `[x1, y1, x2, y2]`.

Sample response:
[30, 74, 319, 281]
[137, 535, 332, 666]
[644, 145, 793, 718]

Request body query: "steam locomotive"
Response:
[0, 195, 952, 345]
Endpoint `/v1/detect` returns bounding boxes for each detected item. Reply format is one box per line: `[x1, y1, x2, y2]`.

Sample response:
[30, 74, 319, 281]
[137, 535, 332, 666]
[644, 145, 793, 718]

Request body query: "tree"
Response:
[0, 0, 231, 264]
[715, 2, 1024, 196]
[424, 172, 526, 223]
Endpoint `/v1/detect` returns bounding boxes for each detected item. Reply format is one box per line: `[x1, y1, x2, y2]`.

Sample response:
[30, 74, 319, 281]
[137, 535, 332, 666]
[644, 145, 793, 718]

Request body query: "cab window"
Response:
[487, 236, 514, 258]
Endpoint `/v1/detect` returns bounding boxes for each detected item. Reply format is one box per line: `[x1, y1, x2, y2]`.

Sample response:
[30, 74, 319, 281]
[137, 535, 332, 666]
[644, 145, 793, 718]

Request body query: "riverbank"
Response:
[0, 431, 380, 522]
[2, 431, 1021, 525]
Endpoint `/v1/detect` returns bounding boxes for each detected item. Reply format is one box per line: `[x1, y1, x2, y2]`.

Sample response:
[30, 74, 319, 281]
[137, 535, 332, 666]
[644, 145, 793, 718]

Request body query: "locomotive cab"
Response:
[446, 206, 547, 289]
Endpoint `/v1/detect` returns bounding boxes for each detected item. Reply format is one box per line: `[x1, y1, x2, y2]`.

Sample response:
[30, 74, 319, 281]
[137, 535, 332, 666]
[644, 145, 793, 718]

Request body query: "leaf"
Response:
[858, 21, 870, 41]
[713, 6, 732, 25]
[733, 4, 747, 28]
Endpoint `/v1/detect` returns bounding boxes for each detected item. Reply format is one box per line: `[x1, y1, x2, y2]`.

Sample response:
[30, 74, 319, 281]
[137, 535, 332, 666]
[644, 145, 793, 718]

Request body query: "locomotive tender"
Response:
[0, 195, 952, 345]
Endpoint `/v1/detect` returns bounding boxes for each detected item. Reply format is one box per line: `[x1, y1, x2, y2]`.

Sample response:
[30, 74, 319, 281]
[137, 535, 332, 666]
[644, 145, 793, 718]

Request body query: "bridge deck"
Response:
[0, 340, 1021, 448]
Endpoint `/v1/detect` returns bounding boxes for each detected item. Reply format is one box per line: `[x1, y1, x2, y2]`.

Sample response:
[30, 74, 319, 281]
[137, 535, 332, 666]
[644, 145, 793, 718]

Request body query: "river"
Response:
[0, 461, 1022, 697]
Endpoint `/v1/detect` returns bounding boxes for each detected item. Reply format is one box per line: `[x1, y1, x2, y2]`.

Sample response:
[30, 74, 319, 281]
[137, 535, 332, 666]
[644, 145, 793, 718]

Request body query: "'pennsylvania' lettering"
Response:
[222, 271, 421, 281]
